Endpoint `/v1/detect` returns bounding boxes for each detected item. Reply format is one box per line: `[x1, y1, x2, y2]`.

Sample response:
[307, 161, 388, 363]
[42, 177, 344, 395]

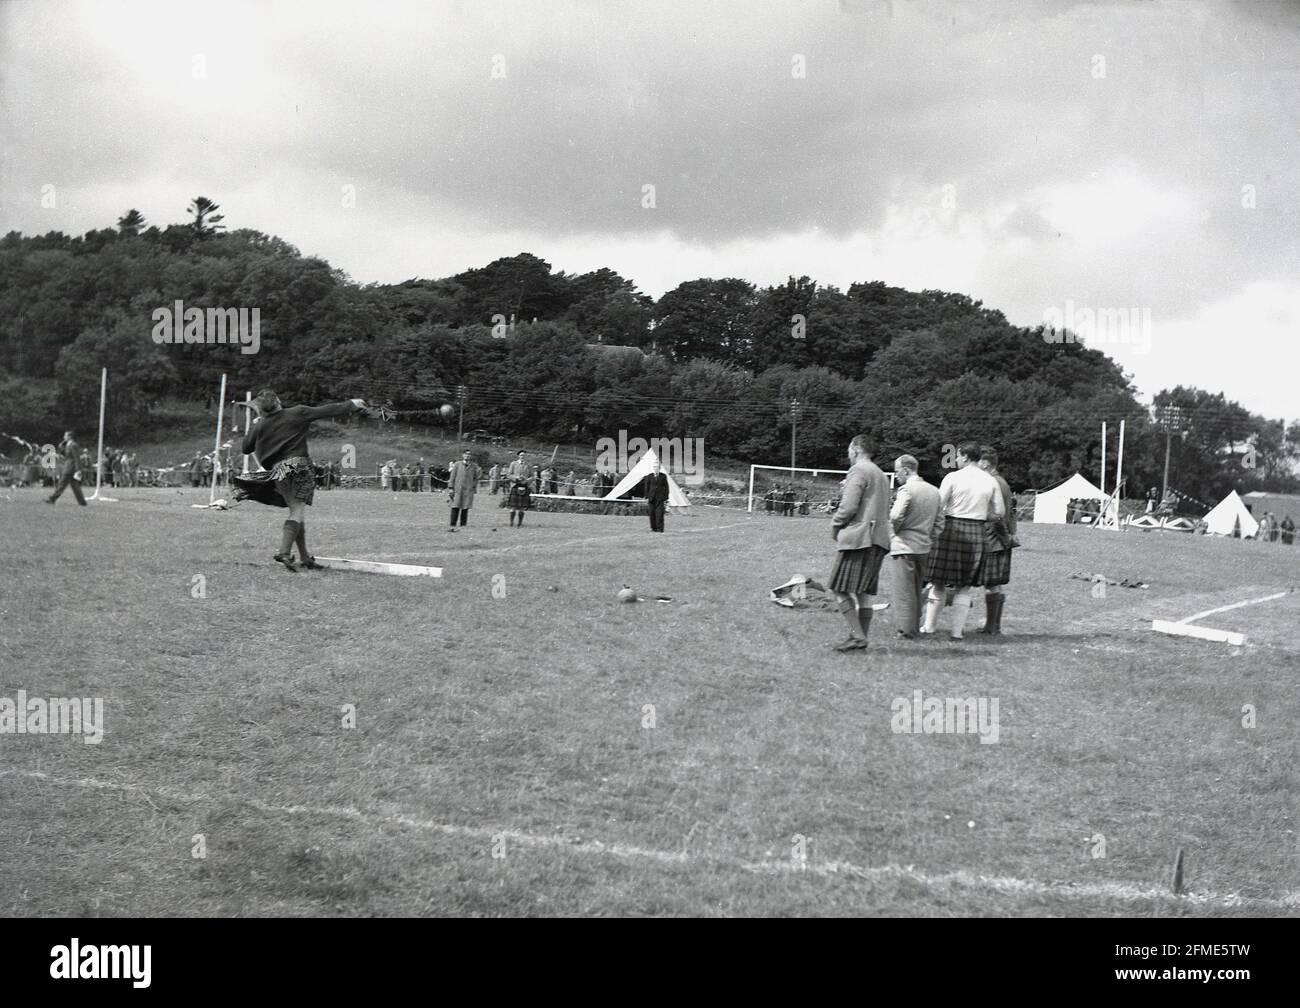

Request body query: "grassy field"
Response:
[1, 483, 1297, 917]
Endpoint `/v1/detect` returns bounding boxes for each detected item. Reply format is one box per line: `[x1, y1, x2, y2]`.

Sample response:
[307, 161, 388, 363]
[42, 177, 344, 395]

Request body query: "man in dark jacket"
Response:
[645, 459, 670, 532]
[234, 389, 367, 570]
[46, 430, 87, 506]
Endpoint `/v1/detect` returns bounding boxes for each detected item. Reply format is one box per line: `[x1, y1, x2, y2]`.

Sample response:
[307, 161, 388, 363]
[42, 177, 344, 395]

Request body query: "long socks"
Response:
[857, 602, 873, 640]
[278, 519, 300, 557]
[837, 597, 863, 639]
[949, 588, 973, 639]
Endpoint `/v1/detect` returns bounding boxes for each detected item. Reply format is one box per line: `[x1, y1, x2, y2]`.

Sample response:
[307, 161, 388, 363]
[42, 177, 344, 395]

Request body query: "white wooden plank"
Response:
[313, 556, 442, 577]
[1150, 620, 1244, 646]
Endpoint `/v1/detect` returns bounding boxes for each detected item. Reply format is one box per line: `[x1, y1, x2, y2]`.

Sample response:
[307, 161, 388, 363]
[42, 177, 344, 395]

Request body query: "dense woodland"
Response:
[1, 201, 1296, 502]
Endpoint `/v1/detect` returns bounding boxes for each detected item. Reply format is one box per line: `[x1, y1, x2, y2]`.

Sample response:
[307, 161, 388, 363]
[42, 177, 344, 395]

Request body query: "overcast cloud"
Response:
[1, 0, 1296, 418]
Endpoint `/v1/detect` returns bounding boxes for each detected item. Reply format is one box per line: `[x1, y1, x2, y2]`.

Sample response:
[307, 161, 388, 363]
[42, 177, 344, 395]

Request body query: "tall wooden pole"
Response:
[210, 374, 227, 503]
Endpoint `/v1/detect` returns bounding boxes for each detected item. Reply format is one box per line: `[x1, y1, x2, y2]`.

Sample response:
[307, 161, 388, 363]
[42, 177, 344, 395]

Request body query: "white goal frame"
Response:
[748, 463, 902, 512]
[747, 464, 848, 513]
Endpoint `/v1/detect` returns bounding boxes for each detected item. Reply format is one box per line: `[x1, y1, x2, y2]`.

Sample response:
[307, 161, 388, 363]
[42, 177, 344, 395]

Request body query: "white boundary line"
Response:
[4, 769, 1295, 911]
[1179, 589, 1291, 625]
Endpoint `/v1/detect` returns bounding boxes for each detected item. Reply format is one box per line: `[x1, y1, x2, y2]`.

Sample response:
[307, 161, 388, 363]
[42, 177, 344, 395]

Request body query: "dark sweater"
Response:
[242, 402, 358, 470]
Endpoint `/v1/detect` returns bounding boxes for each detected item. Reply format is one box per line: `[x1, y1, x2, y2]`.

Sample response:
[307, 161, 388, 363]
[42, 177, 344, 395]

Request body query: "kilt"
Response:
[978, 516, 1013, 586]
[231, 456, 316, 508]
[978, 546, 1011, 586]
[828, 545, 887, 595]
[505, 481, 532, 509]
[926, 516, 985, 587]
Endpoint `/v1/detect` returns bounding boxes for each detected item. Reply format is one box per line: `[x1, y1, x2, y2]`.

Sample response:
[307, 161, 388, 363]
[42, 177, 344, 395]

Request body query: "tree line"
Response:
[0, 202, 1295, 503]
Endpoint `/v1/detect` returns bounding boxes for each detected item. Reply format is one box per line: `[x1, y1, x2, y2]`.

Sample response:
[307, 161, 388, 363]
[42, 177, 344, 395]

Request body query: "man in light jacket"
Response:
[447, 449, 481, 531]
[923, 442, 1004, 640]
[888, 455, 940, 639]
[827, 435, 892, 652]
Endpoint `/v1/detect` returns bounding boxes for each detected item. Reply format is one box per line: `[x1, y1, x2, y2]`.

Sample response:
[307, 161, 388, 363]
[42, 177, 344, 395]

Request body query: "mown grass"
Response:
[0, 485, 1296, 916]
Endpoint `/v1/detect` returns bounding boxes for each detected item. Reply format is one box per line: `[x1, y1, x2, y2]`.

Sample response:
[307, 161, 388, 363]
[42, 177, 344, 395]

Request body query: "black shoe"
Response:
[299, 557, 323, 570]
[272, 552, 298, 572]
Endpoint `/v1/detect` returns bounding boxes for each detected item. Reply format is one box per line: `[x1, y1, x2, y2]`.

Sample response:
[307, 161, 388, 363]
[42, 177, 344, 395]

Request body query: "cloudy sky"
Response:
[2, 0, 1296, 420]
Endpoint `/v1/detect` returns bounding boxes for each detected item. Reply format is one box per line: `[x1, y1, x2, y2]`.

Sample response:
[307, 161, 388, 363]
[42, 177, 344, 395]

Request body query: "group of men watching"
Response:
[827, 438, 1015, 652]
[1255, 512, 1296, 544]
[764, 485, 812, 516]
[380, 459, 440, 492]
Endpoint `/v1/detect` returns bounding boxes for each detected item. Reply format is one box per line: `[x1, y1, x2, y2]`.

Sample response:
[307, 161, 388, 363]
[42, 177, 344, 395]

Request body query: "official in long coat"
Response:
[447, 449, 481, 531]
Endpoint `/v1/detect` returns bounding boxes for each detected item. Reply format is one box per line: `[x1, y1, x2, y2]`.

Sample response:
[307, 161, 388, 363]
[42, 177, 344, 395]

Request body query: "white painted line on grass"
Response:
[5, 769, 1295, 911]
[1179, 589, 1291, 625]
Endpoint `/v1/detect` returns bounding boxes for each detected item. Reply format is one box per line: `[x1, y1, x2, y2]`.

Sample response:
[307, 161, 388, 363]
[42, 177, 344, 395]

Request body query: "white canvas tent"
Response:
[1203, 490, 1259, 538]
[1033, 472, 1107, 524]
[603, 447, 691, 508]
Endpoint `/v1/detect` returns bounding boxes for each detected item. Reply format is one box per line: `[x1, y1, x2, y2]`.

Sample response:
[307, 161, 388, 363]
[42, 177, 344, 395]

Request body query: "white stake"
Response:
[88, 367, 117, 503]
[210, 374, 227, 504]
[1100, 421, 1107, 496]
[242, 391, 252, 474]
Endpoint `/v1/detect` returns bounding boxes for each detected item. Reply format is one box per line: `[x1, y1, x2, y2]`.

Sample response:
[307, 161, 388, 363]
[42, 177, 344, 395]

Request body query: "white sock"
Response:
[950, 588, 972, 638]
[922, 590, 942, 633]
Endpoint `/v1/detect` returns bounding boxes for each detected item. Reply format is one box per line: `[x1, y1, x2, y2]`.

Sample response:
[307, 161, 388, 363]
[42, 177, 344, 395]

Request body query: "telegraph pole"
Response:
[457, 385, 466, 449]
[789, 398, 801, 478]
[1158, 404, 1185, 504]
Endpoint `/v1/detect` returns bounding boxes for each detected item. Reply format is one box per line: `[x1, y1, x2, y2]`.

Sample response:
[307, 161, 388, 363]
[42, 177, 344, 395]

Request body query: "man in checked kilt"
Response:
[827, 435, 892, 652]
[977, 446, 1017, 635]
[234, 389, 368, 571]
[921, 442, 1004, 640]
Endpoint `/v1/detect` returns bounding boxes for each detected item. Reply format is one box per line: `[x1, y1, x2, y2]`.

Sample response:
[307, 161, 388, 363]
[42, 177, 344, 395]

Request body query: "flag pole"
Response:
[210, 373, 227, 503]
[88, 367, 117, 503]
[242, 390, 252, 474]
[1100, 421, 1107, 496]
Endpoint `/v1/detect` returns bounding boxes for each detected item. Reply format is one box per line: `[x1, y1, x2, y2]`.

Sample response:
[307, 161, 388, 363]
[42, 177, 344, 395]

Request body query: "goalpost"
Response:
[748, 463, 902, 513]
[748, 464, 847, 513]
[87, 367, 117, 503]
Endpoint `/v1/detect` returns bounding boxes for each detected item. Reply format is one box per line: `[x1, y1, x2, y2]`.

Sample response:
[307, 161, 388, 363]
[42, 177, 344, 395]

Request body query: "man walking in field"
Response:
[45, 430, 87, 506]
[977, 446, 1017, 635]
[233, 389, 368, 571]
[447, 449, 480, 531]
[888, 454, 940, 639]
[645, 458, 670, 533]
[922, 442, 1004, 640]
[827, 435, 892, 652]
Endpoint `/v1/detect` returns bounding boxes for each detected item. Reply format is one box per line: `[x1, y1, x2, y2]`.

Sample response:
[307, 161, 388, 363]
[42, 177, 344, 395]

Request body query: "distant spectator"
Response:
[1281, 515, 1295, 545]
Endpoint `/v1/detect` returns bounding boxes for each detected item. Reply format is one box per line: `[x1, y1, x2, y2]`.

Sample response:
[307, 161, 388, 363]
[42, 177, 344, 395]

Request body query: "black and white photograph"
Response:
[0, 0, 1296, 947]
